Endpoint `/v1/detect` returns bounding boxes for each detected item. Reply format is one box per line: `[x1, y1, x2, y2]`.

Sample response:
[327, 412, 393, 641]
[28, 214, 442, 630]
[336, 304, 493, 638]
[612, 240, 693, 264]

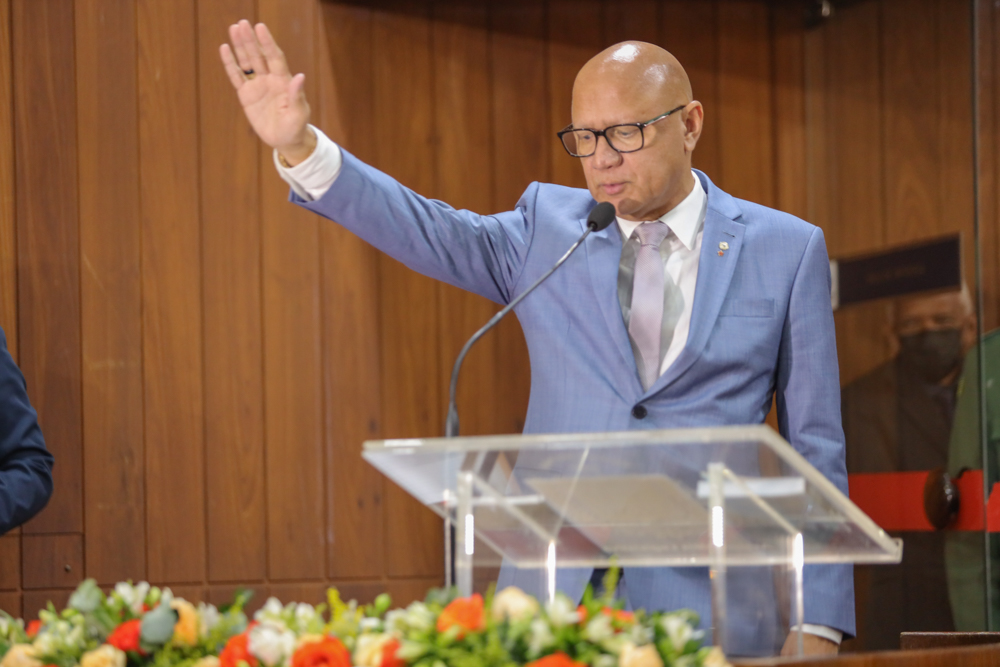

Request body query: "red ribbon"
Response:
[847, 470, 1000, 531]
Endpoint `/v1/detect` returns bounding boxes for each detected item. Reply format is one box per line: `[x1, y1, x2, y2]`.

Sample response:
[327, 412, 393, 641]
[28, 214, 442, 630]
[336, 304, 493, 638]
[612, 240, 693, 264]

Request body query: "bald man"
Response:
[221, 22, 851, 657]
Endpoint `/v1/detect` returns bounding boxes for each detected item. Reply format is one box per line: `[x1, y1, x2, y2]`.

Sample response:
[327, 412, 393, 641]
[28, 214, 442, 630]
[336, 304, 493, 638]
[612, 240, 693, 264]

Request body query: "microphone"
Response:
[444, 201, 617, 437]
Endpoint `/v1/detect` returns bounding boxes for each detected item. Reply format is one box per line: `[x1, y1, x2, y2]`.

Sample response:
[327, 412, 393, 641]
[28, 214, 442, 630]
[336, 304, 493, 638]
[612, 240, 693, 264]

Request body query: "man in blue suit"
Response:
[221, 20, 852, 656]
[0, 326, 53, 534]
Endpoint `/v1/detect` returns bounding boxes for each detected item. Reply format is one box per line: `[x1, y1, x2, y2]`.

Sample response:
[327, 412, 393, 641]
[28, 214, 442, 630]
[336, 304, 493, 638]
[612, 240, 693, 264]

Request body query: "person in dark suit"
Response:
[0, 326, 54, 533]
[841, 288, 975, 649]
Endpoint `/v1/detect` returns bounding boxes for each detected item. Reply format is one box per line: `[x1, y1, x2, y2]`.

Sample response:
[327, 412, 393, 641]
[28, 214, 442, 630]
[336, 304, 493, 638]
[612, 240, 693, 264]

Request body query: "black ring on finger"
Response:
[243, 68, 255, 76]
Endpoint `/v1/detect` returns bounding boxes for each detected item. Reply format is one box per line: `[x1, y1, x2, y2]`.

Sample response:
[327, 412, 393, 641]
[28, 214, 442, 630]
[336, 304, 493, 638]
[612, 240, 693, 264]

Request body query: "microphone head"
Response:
[587, 201, 617, 231]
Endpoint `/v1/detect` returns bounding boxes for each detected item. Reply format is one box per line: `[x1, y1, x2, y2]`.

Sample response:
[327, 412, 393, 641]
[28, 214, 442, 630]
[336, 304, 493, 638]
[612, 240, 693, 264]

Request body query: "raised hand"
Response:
[220, 20, 316, 165]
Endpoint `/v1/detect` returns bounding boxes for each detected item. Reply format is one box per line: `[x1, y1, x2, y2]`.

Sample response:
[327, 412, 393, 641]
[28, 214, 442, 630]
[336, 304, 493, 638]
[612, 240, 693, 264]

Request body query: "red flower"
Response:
[526, 653, 587, 667]
[25, 620, 41, 638]
[107, 619, 145, 655]
[220, 634, 258, 667]
[436, 594, 485, 638]
[291, 637, 351, 667]
[380, 638, 405, 667]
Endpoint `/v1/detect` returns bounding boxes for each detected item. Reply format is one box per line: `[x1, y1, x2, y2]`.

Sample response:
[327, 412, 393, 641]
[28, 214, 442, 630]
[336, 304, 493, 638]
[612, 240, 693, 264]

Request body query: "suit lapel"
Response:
[648, 173, 745, 394]
[583, 217, 643, 394]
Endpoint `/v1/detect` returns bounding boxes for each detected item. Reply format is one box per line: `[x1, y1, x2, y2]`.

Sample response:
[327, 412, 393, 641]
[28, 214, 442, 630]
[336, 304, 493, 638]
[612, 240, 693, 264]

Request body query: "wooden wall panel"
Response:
[936, 0, 975, 295]
[14, 0, 82, 536]
[772, 6, 807, 220]
[0, 0, 14, 354]
[820, 2, 892, 386]
[373, 1, 444, 580]
[21, 535, 82, 590]
[258, 0, 327, 582]
[661, 1, 722, 183]
[198, 0, 267, 585]
[0, 535, 18, 590]
[881, 0, 940, 246]
[432, 2, 500, 438]
[980, 0, 1000, 332]
[76, 0, 145, 585]
[0, 593, 18, 618]
[318, 1, 386, 580]
[548, 0, 602, 189]
[490, 0, 545, 434]
[717, 0, 773, 206]
[604, 0, 659, 44]
[137, 0, 206, 583]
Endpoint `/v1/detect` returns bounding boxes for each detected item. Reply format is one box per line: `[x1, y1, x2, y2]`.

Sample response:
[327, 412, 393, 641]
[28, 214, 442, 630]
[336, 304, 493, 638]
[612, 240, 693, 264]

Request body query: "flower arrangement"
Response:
[0, 572, 727, 667]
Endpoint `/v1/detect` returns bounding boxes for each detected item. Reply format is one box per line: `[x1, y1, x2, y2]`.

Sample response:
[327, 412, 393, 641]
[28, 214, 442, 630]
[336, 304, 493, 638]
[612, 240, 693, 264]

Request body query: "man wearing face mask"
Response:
[840, 287, 976, 649]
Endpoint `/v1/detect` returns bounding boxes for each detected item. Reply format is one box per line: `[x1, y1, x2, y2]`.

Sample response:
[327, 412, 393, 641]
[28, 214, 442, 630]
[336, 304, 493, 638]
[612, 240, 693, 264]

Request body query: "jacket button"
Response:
[632, 405, 647, 419]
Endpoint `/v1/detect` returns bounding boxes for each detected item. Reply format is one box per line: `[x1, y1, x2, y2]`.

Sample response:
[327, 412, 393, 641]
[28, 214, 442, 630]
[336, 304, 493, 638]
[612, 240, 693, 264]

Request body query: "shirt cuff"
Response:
[273, 125, 343, 202]
[797, 624, 843, 645]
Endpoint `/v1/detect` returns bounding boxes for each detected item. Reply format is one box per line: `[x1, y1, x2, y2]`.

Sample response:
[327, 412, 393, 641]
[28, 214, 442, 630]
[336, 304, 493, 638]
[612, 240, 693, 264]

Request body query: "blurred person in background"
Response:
[841, 287, 975, 648]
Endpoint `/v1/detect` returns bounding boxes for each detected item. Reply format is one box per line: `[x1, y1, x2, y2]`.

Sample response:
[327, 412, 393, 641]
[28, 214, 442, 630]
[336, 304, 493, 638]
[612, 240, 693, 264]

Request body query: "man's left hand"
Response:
[780, 633, 839, 657]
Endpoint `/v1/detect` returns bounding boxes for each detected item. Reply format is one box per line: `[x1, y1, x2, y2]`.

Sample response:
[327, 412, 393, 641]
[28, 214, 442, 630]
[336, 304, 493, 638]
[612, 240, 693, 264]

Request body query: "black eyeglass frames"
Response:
[556, 104, 688, 158]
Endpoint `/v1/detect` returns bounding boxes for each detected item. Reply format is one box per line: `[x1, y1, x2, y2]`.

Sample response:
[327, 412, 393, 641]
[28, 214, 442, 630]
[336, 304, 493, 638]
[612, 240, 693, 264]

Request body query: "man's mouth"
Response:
[600, 182, 626, 195]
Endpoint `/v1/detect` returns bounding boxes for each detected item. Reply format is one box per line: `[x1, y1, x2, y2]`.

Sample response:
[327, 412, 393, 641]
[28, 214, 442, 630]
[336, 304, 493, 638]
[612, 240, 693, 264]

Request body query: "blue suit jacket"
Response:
[296, 151, 854, 651]
[0, 326, 53, 534]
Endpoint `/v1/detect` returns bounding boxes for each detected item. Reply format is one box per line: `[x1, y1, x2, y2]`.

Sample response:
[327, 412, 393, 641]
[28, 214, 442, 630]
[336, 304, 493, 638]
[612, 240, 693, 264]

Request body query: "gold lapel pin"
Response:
[719, 241, 729, 250]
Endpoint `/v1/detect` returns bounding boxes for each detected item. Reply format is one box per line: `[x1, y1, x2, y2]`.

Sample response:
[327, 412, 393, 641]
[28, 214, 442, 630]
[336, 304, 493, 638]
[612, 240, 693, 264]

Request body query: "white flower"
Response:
[583, 614, 615, 643]
[198, 603, 221, 638]
[402, 602, 435, 633]
[618, 643, 663, 667]
[491, 587, 539, 623]
[293, 604, 319, 632]
[248, 621, 297, 667]
[353, 633, 394, 667]
[661, 615, 698, 653]
[624, 623, 653, 646]
[114, 582, 151, 614]
[359, 618, 381, 633]
[527, 618, 555, 656]
[257, 598, 286, 622]
[544, 595, 579, 628]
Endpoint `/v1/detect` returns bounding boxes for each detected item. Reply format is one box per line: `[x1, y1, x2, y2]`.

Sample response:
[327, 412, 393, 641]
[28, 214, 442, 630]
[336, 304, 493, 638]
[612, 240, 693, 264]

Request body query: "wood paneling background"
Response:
[0, 0, 994, 630]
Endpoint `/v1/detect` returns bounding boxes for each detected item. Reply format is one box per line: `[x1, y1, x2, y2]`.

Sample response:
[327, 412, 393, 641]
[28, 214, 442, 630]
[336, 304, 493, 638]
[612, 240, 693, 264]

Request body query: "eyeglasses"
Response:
[556, 104, 688, 158]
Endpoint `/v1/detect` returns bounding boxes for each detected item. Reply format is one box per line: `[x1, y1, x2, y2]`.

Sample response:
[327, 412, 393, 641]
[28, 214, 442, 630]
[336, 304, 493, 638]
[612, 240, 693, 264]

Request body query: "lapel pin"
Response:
[719, 241, 729, 250]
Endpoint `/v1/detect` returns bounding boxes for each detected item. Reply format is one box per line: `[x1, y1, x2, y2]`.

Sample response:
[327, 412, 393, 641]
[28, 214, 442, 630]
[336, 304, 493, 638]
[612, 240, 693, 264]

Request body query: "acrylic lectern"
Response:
[362, 425, 902, 656]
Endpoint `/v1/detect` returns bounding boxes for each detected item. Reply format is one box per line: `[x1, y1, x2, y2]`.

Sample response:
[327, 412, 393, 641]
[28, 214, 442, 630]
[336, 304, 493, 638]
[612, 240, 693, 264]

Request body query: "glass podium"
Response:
[363, 425, 902, 656]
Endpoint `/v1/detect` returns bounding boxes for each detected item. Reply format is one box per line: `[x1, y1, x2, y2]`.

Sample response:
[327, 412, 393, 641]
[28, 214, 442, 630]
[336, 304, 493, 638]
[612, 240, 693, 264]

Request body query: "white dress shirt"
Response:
[274, 128, 842, 646]
[617, 175, 705, 378]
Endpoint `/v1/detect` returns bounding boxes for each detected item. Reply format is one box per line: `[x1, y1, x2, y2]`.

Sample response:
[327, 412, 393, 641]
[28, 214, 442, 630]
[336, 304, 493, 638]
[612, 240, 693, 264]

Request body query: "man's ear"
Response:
[683, 101, 704, 153]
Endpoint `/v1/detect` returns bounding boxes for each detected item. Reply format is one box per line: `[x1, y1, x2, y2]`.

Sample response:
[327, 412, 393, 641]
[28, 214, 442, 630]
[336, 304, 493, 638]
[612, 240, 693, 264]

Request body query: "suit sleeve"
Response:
[293, 149, 535, 305]
[774, 227, 856, 637]
[0, 327, 54, 535]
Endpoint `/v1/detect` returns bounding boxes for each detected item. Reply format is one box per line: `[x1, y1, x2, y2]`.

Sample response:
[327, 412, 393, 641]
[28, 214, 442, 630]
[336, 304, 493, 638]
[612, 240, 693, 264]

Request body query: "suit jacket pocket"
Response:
[720, 298, 774, 318]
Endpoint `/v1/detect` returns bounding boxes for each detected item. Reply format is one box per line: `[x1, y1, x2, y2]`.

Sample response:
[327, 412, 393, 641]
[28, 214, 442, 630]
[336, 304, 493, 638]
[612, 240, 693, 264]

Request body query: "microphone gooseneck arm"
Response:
[444, 201, 616, 438]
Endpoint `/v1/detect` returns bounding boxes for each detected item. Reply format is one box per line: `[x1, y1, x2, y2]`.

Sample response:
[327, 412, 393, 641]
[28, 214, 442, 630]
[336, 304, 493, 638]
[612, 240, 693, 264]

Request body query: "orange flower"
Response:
[526, 652, 587, 667]
[25, 620, 41, 639]
[603, 608, 634, 624]
[380, 638, 404, 667]
[220, 634, 258, 667]
[436, 594, 485, 638]
[290, 637, 350, 667]
[106, 620, 145, 655]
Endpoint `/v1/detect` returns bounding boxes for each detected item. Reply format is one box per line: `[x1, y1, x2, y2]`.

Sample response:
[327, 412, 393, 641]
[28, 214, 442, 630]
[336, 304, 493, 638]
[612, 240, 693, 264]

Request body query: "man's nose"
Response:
[591, 135, 622, 168]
